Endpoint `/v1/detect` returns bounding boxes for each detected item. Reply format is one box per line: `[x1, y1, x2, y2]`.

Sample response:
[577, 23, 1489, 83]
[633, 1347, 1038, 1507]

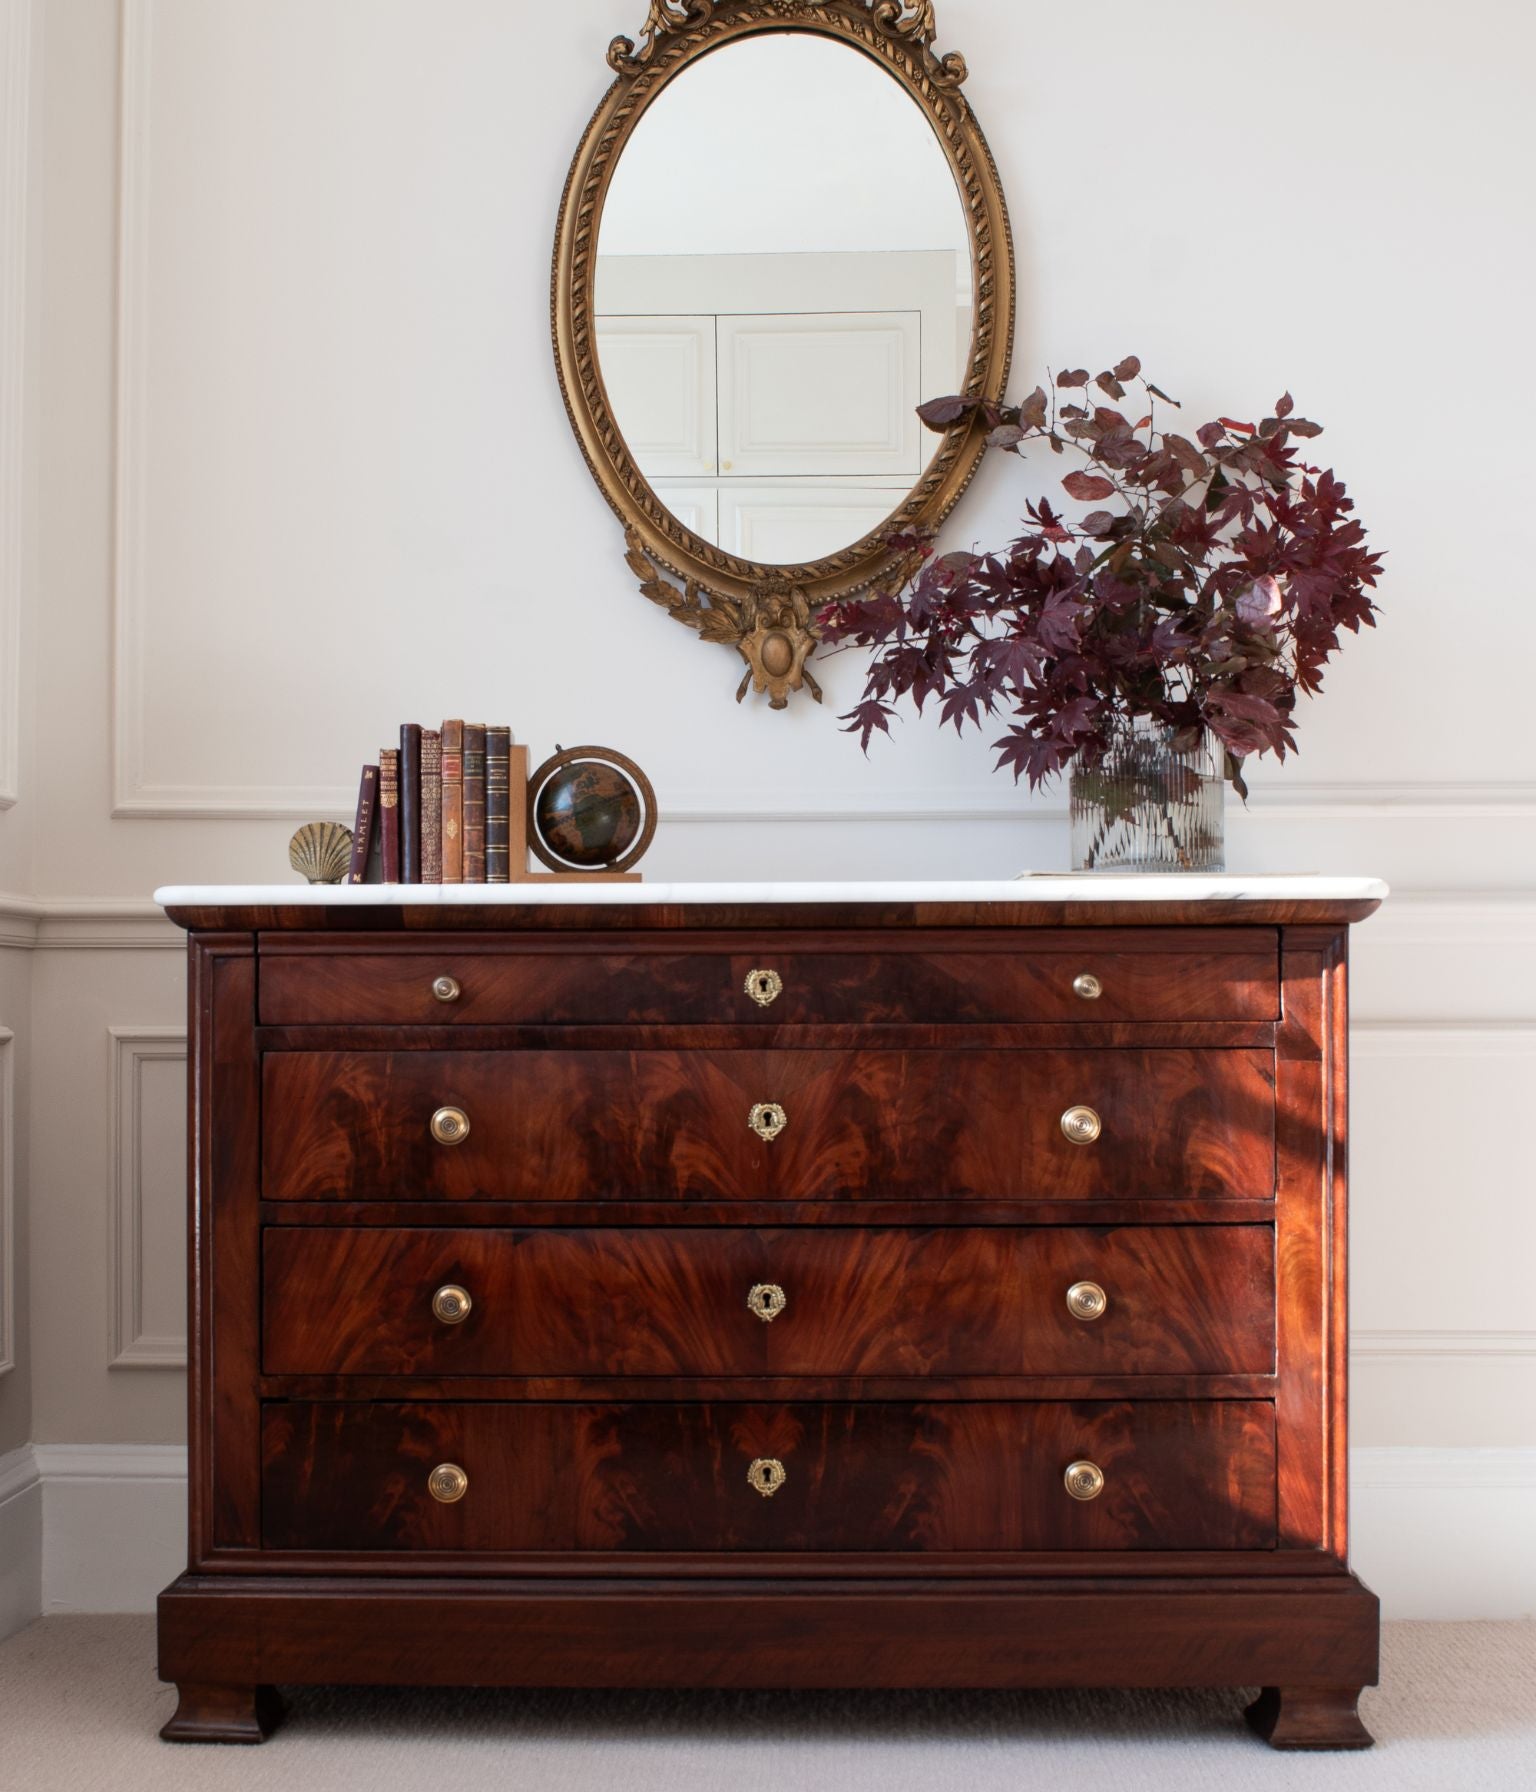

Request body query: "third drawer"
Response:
[261, 1398, 1279, 1552]
[262, 1224, 1276, 1378]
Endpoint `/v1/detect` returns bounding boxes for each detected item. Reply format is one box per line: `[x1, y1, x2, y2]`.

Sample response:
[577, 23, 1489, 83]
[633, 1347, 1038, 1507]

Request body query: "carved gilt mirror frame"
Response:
[552, 0, 1015, 708]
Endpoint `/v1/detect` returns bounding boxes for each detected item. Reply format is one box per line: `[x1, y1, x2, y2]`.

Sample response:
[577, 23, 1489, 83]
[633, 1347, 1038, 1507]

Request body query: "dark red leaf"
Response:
[1062, 471, 1116, 501]
[1113, 355, 1142, 381]
[1056, 368, 1090, 388]
[987, 424, 1026, 449]
[1287, 418, 1323, 437]
[1018, 386, 1049, 428]
[916, 395, 977, 429]
[1197, 421, 1225, 448]
[1275, 392, 1294, 418]
[1147, 383, 1181, 406]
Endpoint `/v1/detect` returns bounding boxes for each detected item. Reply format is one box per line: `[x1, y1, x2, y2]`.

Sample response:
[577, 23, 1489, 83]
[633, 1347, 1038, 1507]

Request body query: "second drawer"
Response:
[262, 1224, 1276, 1378]
[261, 1048, 1278, 1202]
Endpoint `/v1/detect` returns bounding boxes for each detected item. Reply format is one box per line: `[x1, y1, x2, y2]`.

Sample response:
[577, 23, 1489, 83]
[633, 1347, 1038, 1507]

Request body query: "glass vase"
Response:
[1068, 716, 1225, 873]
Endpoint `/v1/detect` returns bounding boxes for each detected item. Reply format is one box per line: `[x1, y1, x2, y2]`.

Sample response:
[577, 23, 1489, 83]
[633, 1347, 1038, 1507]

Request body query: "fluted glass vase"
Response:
[1068, 717, 1225, 873]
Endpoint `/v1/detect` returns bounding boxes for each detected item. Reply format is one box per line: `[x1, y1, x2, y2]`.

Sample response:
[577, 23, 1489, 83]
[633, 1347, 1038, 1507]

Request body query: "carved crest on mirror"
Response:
[553, 0, 1014, 707]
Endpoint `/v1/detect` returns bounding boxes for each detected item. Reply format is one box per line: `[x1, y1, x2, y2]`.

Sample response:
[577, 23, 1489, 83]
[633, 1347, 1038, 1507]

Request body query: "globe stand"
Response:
[520, 744, 655, 881]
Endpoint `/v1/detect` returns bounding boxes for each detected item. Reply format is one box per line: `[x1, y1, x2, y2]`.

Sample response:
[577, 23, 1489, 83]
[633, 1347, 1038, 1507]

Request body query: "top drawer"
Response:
[258, 929, 1279, 1027]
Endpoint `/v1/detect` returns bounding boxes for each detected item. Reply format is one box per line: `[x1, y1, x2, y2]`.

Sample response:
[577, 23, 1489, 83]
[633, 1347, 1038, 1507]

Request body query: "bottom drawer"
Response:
[261, 1400, 1276, 1554]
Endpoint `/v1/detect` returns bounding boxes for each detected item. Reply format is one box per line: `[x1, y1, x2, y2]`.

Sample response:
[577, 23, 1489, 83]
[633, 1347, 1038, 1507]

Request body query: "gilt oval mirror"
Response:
[554, 1, 1013, 707]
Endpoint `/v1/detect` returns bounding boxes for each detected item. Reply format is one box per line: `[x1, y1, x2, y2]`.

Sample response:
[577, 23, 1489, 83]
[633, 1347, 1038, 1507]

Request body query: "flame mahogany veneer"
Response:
[157, 901, 1380, 1749]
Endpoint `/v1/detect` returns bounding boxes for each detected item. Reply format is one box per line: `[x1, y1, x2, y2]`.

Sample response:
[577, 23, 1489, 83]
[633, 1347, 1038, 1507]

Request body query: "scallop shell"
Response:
[289, 821, 354, 884]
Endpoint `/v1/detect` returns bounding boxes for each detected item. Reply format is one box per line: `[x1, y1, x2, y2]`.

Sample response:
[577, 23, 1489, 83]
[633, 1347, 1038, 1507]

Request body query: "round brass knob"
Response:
[432, 1284, 472, 1325]
[1066, 1280, 1108, 1322]
[432, 975, 462, 1004]
[430, 1105, 471, 1146]
[427, 1463, 468, 1504]
[748, 1101, 787, 1142]
[1060, 1104, 1102, 1145]
[747, 1283, 787, 1323]
[1064, 1460, 1105, 1502]
[1072, 972, 1103, 1001]
[747, 1457, 787, 1498]
[745, 968, 783, 1008]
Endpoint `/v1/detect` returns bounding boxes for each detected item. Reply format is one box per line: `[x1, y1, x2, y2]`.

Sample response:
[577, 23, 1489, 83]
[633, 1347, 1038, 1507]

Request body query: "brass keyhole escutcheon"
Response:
[432, 975, 462, 1004]
[1072, 972, 1103, 1001]
[431, 1105, 471, 1146]
[748, 1283, 787, 1324]
[1064, 1460, 1105, 1502]
[1065, 1280, 1108, 1322]
[1060, 1104, 1102, 1145]
[748, 1457, 787, 1498]
[748, 1101, 787, 1142]
[427, 1463, 469, 1504]
[432, 1284, 472, 1325]
[745, 968, 783, 1008]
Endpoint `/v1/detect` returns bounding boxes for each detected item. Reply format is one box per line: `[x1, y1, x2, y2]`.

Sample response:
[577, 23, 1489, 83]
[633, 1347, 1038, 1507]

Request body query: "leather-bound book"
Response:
[421, 729, 443, 885]
[378, 748, 401, 884]
[508, 743, 529, 878]
[440, 721, 464, 884]
[463, 724, 488, 882]
[399, 724, 422, 883]
[347, 764, 379, 884]
[485, 726, 511, 883]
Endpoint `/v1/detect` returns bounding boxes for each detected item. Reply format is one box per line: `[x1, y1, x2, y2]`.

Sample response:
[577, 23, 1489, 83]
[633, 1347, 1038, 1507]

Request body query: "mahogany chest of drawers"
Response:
[155, 884, 1383, 1749]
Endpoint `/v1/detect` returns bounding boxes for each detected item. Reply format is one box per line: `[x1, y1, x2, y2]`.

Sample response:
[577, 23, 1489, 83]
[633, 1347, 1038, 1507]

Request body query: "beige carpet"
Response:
[0, 1616, 1531, 1791]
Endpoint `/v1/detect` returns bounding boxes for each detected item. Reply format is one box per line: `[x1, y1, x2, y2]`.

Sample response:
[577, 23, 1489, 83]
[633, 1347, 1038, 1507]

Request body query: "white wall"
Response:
[0, 0, 1530, 1621]
[0, 0, 40, 1472]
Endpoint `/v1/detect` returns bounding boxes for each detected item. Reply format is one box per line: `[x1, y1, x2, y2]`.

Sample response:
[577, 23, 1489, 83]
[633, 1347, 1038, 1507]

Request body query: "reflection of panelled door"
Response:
[596, 251, 967, 563]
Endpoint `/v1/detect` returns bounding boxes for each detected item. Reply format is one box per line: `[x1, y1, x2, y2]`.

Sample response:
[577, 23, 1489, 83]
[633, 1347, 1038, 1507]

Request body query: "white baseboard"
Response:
[4, 1444, 1532, 1623]
[1350, 1448, 1536, 1621]
[0, 1445, 42, 1639]
[33, 1444, 186, 1616]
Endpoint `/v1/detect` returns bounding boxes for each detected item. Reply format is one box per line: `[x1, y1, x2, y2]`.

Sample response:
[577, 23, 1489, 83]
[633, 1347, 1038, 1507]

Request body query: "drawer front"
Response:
[260, 1399, 1277, 1553]
[262, 1224, 1275, 1378]
[261, 1048, 1276, 1202]
[257, 931, 1278, 1026]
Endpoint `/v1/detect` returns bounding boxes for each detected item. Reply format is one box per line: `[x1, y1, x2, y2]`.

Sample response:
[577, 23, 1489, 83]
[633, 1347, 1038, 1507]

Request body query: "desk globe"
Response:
[527, 745, 657, 875]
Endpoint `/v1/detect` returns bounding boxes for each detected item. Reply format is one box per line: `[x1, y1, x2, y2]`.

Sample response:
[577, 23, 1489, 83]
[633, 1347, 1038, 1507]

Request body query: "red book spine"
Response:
[440, 720, 464, 884]
[378, 748, 401, 883]
[421, 729, 442, 885]
[347, 764, 379, 884]
[463, 724, 487, 883]
[399, 723, 422, 883]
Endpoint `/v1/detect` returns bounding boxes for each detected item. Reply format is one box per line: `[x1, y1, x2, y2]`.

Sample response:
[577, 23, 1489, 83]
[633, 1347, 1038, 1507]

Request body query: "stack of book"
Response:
[347, 724, 528, 885]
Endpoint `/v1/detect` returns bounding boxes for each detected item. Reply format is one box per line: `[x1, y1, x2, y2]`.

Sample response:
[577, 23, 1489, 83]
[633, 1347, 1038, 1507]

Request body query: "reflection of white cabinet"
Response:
[592, 316, 717, 478]
[719, 483, 909, 564]
[595, 250, 963, 563]
[718, 312, 921, 478]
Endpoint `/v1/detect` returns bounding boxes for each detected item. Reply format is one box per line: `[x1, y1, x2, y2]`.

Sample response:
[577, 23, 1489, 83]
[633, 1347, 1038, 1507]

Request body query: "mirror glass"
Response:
[594, 33, 973, 568]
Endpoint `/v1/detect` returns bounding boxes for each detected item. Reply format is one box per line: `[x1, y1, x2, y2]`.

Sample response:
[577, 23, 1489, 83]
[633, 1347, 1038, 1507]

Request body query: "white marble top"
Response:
[156, 875, 1388, 909]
